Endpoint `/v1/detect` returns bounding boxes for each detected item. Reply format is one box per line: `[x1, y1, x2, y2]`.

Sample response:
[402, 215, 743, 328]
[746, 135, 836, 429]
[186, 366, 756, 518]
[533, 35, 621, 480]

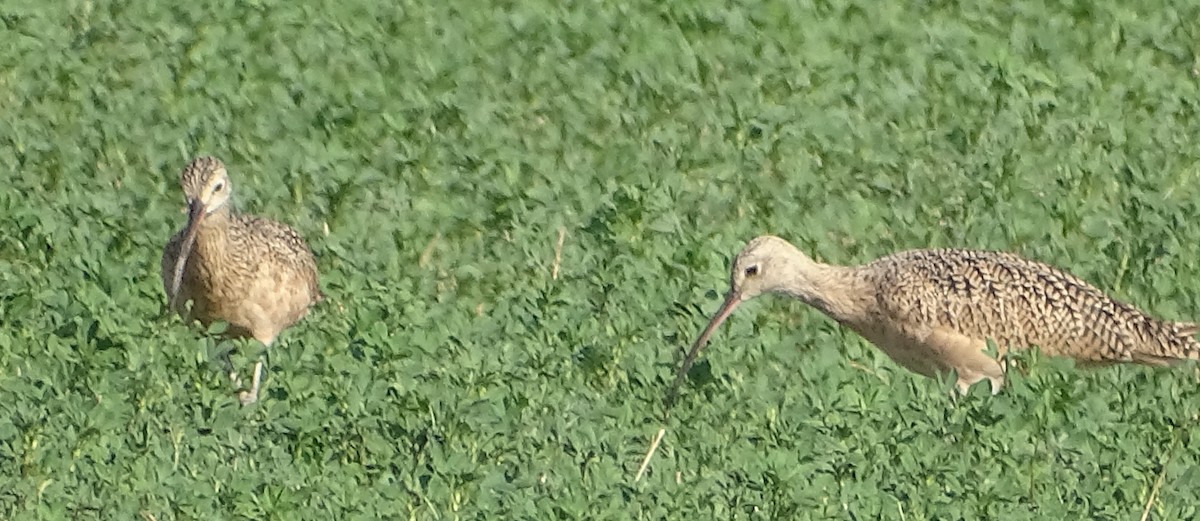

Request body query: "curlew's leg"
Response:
[988, 374, 1004, 395]
[222, 349, 246, 391]
[952, 373, 1005, 397]
[924, 327, 1006, 397]
[238, 360, 263, 405]
[219, 340, 260, 405]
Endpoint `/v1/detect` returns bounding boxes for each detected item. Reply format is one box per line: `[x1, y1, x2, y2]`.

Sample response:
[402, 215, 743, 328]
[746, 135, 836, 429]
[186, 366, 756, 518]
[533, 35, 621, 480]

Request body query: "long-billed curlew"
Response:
[670, 235, 1200, 400]
[161, 156, 324, 404]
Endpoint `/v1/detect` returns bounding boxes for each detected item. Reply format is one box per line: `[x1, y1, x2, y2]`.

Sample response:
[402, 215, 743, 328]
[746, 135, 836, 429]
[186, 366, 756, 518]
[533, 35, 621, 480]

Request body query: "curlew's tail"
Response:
[1131, 321, 1200, 366]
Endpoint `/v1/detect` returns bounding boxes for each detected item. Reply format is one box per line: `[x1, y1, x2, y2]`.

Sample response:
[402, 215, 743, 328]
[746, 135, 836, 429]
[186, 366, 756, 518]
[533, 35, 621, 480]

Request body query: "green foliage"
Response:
[2, 0, 1200, 518]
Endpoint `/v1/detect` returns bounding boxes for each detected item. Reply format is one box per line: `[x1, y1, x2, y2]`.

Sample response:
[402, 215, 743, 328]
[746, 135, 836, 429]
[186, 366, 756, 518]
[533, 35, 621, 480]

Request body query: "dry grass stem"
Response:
[552, 227, 566, 280]
[634, 427, 666, 482]
[419, 233, 441, 268]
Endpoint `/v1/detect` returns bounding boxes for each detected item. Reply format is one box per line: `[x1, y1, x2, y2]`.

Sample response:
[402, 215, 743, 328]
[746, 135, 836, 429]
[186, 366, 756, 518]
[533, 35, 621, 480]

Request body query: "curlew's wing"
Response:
[232, 215, 324, 302]
[865, 248, 1200, 365]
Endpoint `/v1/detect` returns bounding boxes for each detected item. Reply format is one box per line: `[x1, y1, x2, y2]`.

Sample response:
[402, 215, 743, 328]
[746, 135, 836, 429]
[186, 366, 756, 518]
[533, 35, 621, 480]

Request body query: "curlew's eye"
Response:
[744, 265, 759, 277]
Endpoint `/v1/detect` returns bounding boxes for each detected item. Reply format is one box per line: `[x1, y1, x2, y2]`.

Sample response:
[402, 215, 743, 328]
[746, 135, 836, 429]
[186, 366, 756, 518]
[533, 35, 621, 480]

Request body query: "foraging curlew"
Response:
[671, 235, 1200, 400]
[161, 156, 324, 404]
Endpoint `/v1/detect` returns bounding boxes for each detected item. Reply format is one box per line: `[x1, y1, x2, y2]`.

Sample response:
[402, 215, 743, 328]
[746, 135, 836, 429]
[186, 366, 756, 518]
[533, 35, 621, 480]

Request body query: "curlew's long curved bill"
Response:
[168, 199, 206, 309]
[665, 291, 743, 408]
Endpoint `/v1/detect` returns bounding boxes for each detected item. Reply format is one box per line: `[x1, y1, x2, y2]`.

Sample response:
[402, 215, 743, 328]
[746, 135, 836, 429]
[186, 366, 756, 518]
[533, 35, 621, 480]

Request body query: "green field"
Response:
[4, 0, 1200, 518]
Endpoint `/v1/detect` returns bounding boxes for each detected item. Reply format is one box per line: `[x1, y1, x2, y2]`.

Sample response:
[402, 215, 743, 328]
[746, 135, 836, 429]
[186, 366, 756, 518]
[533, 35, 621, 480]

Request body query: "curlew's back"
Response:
[226, 214, 324, 301]
[864, 249, 1200, 365]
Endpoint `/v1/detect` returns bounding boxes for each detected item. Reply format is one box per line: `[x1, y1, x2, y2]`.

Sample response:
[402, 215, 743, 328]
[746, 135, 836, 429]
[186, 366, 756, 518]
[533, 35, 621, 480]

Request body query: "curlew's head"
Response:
[667, 235, 817, 407]
[727, 235, 816, 301]
[180, 156, 233, 215]
[167, 156, 234, 308]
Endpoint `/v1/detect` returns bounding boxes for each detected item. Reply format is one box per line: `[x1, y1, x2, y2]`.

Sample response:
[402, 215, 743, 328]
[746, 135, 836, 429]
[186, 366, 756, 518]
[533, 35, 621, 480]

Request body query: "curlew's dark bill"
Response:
[666, 291, 744, 407]
[169, 198, 207, 308]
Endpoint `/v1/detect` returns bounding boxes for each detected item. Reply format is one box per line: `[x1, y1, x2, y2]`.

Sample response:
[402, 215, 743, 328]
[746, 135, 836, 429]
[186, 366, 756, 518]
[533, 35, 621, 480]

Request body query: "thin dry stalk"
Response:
[1140, 432, 1181, 521]
[634, 427, 666, 482]
[552, 227, 566, 280]
[419, 233, 441, 268]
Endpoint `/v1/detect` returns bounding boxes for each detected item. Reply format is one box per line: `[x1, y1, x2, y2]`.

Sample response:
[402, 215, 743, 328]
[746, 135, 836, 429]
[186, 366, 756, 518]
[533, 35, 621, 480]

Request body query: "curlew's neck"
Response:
[192, 207, 236, 262]
[778, 261, 875, 325]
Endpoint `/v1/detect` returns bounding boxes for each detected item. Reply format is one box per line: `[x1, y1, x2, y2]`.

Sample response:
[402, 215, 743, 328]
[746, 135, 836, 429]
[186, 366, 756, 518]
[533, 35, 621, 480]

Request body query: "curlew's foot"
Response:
[238, 360, 263, 405]
[951, 373, 1005, 399]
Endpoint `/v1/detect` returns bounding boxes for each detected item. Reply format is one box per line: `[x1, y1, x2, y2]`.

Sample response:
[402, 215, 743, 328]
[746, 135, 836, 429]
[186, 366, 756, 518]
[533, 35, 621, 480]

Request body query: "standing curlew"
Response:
[670, 235, 1200, 400]
[161, 156, 324, 405]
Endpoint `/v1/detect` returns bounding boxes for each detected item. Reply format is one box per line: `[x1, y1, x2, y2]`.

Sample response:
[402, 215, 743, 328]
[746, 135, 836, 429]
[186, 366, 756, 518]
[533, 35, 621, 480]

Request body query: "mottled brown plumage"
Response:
[162, 156, 323, 404]
[673, 235, 1200, 397]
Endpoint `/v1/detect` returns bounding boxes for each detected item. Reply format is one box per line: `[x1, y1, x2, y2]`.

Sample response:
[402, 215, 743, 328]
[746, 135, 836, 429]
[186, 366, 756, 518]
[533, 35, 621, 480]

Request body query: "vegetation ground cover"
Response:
[2, 0, 1200, 518]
